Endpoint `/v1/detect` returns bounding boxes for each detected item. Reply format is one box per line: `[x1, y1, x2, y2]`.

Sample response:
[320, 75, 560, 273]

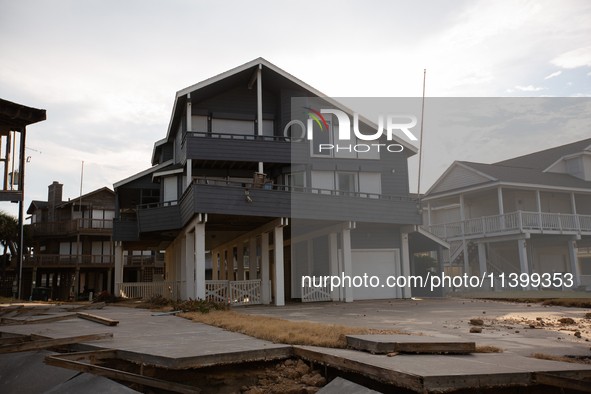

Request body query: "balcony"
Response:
[183, 131, 307, 164]
[30, 218, 113, 237]
[134, 178, 421, 234]
[427, 211, 591, 241]
[23, 254, 161, 268]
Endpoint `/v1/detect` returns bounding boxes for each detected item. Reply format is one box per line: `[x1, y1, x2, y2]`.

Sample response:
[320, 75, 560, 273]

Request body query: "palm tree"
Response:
[0, 210, 18, 259]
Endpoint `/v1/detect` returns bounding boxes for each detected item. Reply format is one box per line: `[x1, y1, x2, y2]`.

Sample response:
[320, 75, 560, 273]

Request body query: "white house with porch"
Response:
[422, 138, 591, 290]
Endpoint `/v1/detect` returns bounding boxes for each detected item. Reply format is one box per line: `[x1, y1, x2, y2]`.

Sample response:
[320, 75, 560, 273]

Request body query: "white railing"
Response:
[116, 281, 180, 301]
[301, 283, 332, 302]
[205, 280, 229, 303]
[230, 280, 262, 305]
[205, 280, 264, 305]
[427, 211, 591, 240]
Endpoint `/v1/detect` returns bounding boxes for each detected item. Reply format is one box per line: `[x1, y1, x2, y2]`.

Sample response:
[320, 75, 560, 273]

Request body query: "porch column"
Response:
[249, 237, 258, 280]
[328, 232, 340, 301]
[477, 243, 489, 290]
[261, 232, 270, 304]
[427, 202, 432, 227]
[185, 230, 195, 299]
[400, 232, 412, 298]
[194, 221, 206, 299]
[436, 246, 446, 297]
[568, 239, 580, 288]
[341, 229, 353, 302]
[256, 65, 263, 173]
[31, 268, 37, 291]
[74, 268, 80, 301]
[517, 239, 531, 290]
[114, 242, 124, 296]
[273, 225, 284, 306]
[498, 186, 505, 230]
[535, 190, 542, 228]
[219, 250, 226, 280]
[462, 239, 470, 283]
[180, 236, 187, 299]
[107, 268, 112, 293]
[212, 250, 218, 280]
[237, 242, 244, 281]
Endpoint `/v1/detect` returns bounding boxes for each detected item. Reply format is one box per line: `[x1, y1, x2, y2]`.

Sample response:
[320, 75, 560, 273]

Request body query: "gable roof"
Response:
[55, 187, 115, 208]
[494, 137, 591, 170]
[113, 160, 173, 189]
[163, 57, 419, 155]
[26, 200, 48, 214]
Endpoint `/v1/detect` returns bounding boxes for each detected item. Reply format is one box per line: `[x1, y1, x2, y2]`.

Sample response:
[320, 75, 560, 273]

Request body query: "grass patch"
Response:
[180, 310, 410, 348]
[530, 353, 591, 364]
[475, 345, 503, 353]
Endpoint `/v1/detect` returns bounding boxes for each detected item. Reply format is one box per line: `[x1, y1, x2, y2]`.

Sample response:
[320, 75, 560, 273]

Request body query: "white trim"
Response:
[423, 180, 591, 201]
[166, 58, 418, 154]
[543, 151, 591, 173]
[152, 168, 184, 179]
[113, 160, 173, 189]
[150, 138, 167, 165]
[424, 161, 497, 196]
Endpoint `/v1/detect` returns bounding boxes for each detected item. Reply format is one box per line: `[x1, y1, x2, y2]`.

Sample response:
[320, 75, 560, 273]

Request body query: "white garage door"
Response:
[352, 250, 400, 300]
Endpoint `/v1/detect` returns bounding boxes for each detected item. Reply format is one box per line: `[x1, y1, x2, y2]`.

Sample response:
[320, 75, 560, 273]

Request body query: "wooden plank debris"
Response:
[0, 313, 78, 325]
[0, 333, 113, 354]
[76, 312, 119, 326]
[346, 335, 475, 354]
[45, 352, 201, 394]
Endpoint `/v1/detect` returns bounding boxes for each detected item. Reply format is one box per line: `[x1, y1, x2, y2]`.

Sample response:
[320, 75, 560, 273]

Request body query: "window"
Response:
[286, 172, 306, 191]
[336, 172, 357, 196]
[141, 189, 160, 206]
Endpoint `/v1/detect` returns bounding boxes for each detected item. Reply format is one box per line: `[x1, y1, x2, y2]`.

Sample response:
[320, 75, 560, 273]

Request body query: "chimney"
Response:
[48, 181, 63, 222]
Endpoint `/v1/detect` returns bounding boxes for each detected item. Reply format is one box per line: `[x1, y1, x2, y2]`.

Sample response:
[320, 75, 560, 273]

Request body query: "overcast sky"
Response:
[1, 0, 590, 217]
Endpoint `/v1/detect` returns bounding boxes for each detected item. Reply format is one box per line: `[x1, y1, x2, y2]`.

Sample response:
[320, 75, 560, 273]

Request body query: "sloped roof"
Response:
[26, 200, 48, 214]
[163, 57, 419, 154]
[56, 187, 114, 208]
[494, 137, 591, 170]
[461, 161, 591, 189]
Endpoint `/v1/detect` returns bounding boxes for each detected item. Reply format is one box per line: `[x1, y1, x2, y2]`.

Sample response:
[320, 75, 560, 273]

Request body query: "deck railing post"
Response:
[558, 213, 562, 233]
[482, 217, 486, 236]
[518, 211, 523, 232]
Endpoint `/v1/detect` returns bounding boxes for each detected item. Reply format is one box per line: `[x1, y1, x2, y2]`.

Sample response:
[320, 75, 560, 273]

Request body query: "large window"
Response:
[286, 172, 306, 191]
[336, 172, 357, 196]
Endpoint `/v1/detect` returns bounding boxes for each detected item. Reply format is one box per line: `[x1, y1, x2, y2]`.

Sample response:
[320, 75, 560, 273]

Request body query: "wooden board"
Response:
[346, 335, 475, 354]
[0, 313, 78, 325]
[45, 352, 200, 394]
[0, 333, 113, 354]
[76, 312, 119, 326]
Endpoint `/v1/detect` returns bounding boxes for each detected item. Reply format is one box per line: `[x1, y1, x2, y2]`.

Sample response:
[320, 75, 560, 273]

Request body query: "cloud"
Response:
[506, 89, 515, 93]
[544, 71, 562, 79]
[551, 46, 591, 69]
[515, 85, 547, 91]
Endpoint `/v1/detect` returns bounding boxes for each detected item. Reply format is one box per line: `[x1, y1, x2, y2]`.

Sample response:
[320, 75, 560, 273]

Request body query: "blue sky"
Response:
[1, 0, 590, 216]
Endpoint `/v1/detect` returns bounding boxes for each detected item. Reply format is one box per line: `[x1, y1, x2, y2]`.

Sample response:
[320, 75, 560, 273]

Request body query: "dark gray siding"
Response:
[351, 224, 401, 249]
[179, 187, 195, 226]
[188, 184, 421, 224]
[137, 205, 182, 233]
[192, 86, 276, 120]
[113, 219, 139, 242]
[186, 137, 307, 164]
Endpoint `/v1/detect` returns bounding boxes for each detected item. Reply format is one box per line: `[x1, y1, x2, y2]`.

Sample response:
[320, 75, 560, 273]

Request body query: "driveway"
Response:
[236, 297, 591, 357]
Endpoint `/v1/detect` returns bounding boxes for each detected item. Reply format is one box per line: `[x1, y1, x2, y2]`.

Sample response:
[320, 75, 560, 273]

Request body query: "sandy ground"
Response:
[236, 297, 591, 358]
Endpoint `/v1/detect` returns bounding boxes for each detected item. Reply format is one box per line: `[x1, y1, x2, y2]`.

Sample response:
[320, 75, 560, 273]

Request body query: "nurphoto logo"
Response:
[284, 108, 418, 153]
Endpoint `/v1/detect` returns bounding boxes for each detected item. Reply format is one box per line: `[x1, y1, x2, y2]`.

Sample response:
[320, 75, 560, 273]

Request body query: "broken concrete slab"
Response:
[317, 377, 380, 394]
[346, 334, 475, 354]
[0, 350, 79, 393]
[294, 345, 591, 392]
[1, 306, 293, 369]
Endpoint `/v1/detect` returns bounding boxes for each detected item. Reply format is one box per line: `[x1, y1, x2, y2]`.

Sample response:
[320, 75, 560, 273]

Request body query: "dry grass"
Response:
[180, 310, 410, 348]
[475, 345, 503, 353]
[541, 299, 591, 308]
[530, 353, 591, 364]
